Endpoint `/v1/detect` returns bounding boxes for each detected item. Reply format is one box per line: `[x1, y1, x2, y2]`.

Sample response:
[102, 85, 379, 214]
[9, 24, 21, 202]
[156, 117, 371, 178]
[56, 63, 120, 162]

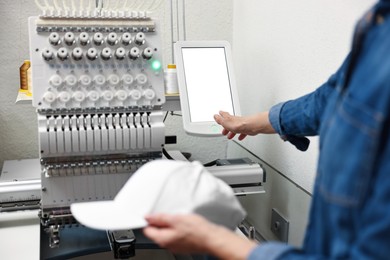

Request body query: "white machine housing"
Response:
[28, 13, 166, 247]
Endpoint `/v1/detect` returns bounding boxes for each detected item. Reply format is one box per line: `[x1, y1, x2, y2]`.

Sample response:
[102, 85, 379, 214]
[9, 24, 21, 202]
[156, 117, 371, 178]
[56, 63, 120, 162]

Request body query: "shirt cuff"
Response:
[268, 102, 310, 152]
[248, 242, 294, 260]
[269, 102, 286, 135]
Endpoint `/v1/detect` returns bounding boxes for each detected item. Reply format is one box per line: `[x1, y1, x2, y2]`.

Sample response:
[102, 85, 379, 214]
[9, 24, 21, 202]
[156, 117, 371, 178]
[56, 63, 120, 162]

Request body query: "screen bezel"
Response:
[174, 41, 241, 136]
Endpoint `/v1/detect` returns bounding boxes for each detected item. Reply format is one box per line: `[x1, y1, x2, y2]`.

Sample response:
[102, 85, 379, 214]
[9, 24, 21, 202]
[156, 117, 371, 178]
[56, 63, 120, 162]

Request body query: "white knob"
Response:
[42, 48, 54, 61]
[108, 74, 120, 86]
[130, 89, 142, 100]
[115, 47, 126, 60]
[102, 90, 114, 101]
[142, 47, 154, 60]
[79, 32, 89, 45]
[64, 32, 75, 46]
[79, 75, 92, 86]
[121, 32, 132, 45]
[143, 89, 156, 100]
[58, 91, 71, 103]
[43, 91, 56, 103]
[87, 91, 100, 102]
[57, 47, 68, 60]
[49, 32, 60, 45]
[72, 47, 83, 60]
[65, 75, 78, 87]
[94, 74, 106, 86]
[135, 73, 147, 85]
[135, 32, 145, 45]
[107, 32, 118, 45]
[116, 90, 128, 101]
[49, 75, 63, 87]
[73, 91, 86, 102]
[122, 74, 134, 86]
[101, 47, 112, 60]
[87, 48, 98, 60]
[129, 47, 140, 60]
[93, 32, 104, 45]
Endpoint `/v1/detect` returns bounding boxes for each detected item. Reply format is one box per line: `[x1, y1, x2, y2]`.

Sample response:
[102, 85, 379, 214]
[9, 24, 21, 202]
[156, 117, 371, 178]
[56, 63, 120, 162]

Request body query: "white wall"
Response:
[232, 0, 375, 193]
[0, 1, 40, 170]
[0, 0, 233, 169]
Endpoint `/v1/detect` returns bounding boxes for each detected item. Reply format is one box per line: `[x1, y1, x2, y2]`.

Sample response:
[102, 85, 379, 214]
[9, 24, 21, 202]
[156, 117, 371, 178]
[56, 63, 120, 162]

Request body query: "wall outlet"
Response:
[271, 208, 289, 243]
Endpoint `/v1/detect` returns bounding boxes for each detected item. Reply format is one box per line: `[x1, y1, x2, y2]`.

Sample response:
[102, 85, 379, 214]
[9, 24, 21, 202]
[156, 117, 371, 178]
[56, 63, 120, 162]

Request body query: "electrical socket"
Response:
[271, 208, 289, 243]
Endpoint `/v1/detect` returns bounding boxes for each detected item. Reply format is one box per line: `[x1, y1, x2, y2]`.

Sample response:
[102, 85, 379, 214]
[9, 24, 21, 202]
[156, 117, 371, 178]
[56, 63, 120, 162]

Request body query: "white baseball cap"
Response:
[71, 160, 246, 231]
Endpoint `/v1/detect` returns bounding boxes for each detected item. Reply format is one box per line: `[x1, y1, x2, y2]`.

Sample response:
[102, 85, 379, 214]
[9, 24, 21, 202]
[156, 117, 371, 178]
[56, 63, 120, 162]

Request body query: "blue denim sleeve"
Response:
[269, 103, 311, 151]
[248, 243, 329, 260]
[268, 72, 340, 151]
[248, 242, 294, 260]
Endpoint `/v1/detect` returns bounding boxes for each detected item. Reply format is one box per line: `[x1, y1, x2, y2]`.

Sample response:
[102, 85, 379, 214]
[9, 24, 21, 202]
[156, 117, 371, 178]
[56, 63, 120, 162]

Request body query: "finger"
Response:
[143, 227, 175, 245]
[219, 111, 230, 118]
[222, 128, 229, 136]
[238, 134, 247, 141]
[214, 114, 223, 125]
[227, 132, 236, 139]
[145, 214, 176, 227]
[143, 226, 158, 240]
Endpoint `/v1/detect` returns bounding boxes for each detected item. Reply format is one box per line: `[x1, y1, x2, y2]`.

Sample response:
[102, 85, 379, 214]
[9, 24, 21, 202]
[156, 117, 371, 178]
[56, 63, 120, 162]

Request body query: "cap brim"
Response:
[71, 200, 147, 230]
[70, 160, 177, 230]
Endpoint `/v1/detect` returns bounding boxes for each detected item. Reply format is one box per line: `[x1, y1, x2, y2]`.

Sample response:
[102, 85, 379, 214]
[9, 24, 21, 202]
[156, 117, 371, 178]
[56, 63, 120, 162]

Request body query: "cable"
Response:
[79, 0, 84, 12]
[170, 0, 174, 63]
[97, 0, 103, 11]
[203, 160, 218, 167]
[53, 0, 62, 11]
[104, 0, 111, 10]
[127, 0, 136, 10]
[133, 0, 144, 11]
[162, 148, 174, 160]
[35, 0, 46, 11]
[44, 0, 54, 11]
[176, 0, 180, 41]
[70, 0, 76, 12]
[139, 0, 149, 10]
[87, 0, 93, 12]
[182, 0, 186, 40]
[151, 0, 164, 11]
[62, 0, 69, 12]
[112, 0, 119, 10]
[163, 111, 169, 122]
[136, 0, 146, 11]
[146, 0, 158, 11]
[170, 111, 182, 117]
[121, 0, 128, 11]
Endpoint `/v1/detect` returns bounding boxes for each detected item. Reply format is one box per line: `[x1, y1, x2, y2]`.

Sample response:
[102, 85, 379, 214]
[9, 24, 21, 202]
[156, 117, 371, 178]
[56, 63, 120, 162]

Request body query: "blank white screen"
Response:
[182, 47, 234, 122]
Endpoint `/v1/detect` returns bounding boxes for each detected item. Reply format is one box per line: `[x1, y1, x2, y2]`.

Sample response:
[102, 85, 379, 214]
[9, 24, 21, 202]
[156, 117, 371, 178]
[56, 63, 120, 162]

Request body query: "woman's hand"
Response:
[143, 213, 257, 259]
[143, 213, 217, 253]
[214, 111, 276, 140]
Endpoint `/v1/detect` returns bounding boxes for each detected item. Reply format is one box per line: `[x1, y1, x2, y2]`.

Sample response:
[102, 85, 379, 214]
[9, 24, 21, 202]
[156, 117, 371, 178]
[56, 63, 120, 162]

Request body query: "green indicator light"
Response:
[151, 60, 162, 71]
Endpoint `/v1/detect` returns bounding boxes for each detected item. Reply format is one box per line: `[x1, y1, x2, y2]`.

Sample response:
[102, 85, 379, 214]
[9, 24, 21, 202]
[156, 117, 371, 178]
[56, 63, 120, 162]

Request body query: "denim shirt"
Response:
[249, 1, 390, 259]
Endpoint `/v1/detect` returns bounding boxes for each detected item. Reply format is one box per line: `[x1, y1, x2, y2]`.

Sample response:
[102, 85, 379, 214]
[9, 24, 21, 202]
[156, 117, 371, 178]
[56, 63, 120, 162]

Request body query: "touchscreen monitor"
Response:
[174, 41, 240, 136]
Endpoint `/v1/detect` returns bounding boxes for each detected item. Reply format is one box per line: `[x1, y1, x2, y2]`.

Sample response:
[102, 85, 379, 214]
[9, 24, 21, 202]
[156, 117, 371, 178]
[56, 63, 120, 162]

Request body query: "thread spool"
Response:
[164, 64, 178, 94]
[19, 60, 30, 90]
